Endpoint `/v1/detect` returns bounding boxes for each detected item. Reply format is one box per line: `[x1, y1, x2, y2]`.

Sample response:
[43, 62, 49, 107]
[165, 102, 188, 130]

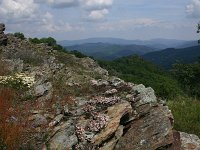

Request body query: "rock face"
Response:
[1, 24, 200, 150]
[0, 23, 7, 46]
[115, 104, 174, 150]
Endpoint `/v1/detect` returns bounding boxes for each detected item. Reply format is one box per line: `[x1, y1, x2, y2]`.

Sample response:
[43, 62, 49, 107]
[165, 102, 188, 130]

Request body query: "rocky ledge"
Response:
[41, 78, 200, 150]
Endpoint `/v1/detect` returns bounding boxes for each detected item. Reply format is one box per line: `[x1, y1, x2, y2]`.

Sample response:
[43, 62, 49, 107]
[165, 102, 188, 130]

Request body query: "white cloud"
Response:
[87, 9, 109, 21]
[81, 0, 113, 10]
[186, 0, 200, 18]
[80, 0, 113, 21]
[34, 0, 79, 8]
[0, 0, 38, 22]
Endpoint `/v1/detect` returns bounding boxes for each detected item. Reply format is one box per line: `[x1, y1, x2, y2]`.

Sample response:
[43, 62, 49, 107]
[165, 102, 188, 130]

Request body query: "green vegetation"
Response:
[99, 55, 182, 99]
[142, 45, 200, 70]
[69, 50, 88, 58]
[172, 59, 200, 98]
[29, 37, 64, 51]
[168, 97, 200, 137]
[14, 32, 25, 40]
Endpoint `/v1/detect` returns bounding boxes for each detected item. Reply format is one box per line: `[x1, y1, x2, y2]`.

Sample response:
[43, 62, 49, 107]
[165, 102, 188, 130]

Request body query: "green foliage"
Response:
[69, 50, 87, 58]
[172, 60, 200, 98]
[168, 97, 200, 137]
[29, 38, 41, 44]
[29, 37, 65, 51]
[40, 37, 56, 46]
[99, 55, 182, 99]
[29, 37, 56, 46]
[52, 44, 64, 51]
[14, 32, 25, 40]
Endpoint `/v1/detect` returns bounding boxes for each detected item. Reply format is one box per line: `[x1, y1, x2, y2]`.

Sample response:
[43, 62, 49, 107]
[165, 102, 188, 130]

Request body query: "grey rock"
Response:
[48, 114, 64, 127]
[34, 82, 52, 97]
[91, 101, 132, 145]
[48, 125, 78, 150]
[29, 114, 48, 127]
[2, 58, 24, 73]
[180, 132, 200, 150]
[110, 77, 125, 87]
[80, 57, 108, 76]
[115, 104, 174, 150]
[99, 126, 124, 150]
[91, 79, 109, 87]
[105, 89, 118, 95]
[133, 84, 157, 106]
[54, 114, 64, 123]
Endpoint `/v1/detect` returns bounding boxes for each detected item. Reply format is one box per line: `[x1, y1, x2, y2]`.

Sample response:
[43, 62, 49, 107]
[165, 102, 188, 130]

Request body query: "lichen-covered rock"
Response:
[180, 132, 200, 150]
[48, 125, 78, 150]
[34, 82, 52, 97]
[133, 84, 157, 106]
[91, 101, 132, 145]
[115, 104, 174, 150]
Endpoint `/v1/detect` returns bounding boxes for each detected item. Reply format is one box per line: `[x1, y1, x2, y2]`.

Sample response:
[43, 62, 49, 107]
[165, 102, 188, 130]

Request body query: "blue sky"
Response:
[0, 0, 200, 40]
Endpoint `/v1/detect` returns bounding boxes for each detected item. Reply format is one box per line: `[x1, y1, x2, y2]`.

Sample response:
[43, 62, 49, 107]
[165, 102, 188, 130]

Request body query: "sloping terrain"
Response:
[66, 43, 155, 60]
[0, 24, 200, 150]
[142, 45, 200, 69]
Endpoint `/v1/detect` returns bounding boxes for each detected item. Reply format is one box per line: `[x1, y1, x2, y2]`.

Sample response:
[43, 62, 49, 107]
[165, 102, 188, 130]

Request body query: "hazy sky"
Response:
[0, 0, 200, 40]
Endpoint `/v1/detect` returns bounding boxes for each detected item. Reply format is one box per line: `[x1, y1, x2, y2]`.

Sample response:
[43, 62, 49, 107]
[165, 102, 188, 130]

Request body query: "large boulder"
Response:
[115, 104, 174, 150]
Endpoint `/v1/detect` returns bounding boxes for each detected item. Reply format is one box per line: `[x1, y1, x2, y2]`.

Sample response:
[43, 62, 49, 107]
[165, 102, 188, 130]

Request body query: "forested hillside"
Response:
[142, 45, 200, 69]
[99, 55, 182, 99]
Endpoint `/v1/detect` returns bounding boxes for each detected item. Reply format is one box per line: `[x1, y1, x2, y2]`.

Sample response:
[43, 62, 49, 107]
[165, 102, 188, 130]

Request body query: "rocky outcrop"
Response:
[1, 24, 200, 150]
[0, 23, 7, 46]
[42, 78, 178, 150]
[115, 104, 174, 150]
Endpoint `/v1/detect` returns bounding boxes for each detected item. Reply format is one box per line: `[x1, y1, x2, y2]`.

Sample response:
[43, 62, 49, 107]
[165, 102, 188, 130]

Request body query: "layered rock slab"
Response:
[115, 104, 174, 150]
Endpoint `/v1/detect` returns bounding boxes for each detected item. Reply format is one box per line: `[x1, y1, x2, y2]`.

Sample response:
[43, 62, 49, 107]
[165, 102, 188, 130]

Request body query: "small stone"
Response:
[105, 89, 118, 95]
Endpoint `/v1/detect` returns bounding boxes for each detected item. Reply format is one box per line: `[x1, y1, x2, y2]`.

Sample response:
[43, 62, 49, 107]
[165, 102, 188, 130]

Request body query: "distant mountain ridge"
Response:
[65, 42, 155, 60]
[142, 45, 200, 70]
[58, 37, 197, 49]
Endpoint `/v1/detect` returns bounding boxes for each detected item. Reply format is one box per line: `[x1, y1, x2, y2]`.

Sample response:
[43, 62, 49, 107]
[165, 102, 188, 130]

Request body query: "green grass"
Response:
[168, 96, 200, 137]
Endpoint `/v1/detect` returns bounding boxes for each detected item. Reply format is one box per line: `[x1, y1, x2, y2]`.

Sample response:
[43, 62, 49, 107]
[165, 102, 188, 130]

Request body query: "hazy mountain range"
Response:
[65, 43, 155, 60]
[59, 37, 198, 49]
[59, 37, 200, 67]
